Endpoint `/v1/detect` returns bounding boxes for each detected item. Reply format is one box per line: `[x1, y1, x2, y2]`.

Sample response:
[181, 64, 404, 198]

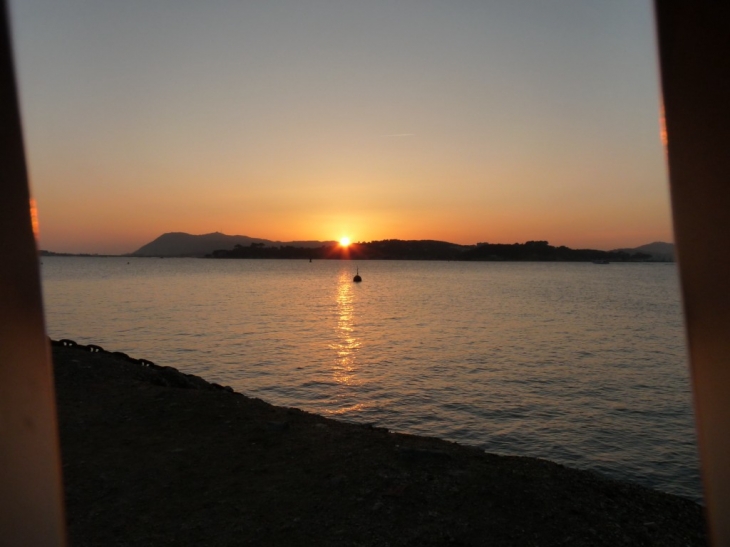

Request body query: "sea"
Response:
[40, 257, 702, 502]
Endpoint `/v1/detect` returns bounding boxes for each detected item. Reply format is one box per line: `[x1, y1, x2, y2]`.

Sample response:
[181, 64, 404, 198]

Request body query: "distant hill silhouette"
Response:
[612, 242, 674, 262]
[43, 233, 673, 260]
[131, 232, 334, 257]
[208, 238, 658, 262]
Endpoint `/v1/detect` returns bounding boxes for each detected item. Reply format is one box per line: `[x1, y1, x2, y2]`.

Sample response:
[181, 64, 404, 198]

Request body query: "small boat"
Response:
[592, 259, 610, 264]
[353, 268, 362, 282]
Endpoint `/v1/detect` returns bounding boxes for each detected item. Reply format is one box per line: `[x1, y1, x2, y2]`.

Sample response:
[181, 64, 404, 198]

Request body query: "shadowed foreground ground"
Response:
[53, 345, 706, 546]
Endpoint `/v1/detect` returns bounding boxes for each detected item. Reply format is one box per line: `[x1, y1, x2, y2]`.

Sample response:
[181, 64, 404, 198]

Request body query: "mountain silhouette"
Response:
[128, 232, 675, 261]
[612, 242, 674, 262]
[131, 232, 334, 257]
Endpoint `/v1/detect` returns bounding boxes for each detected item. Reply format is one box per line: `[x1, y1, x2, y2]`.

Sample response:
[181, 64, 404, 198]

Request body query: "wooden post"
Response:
[655, 2, 730, 545]
[0, 1, 66, 544]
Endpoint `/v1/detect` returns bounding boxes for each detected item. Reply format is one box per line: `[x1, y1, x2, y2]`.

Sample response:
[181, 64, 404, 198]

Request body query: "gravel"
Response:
[53, 345, 707, 546]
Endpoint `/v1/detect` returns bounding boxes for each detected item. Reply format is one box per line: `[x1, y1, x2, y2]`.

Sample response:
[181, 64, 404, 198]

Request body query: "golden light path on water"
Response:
[327, 272, 365, 415]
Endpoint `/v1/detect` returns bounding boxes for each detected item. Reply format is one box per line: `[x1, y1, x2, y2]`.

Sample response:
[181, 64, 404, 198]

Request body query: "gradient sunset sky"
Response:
[11, 1, 671, 255]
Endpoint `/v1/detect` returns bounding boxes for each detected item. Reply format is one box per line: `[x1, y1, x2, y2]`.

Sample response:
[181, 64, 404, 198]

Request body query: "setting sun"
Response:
[339, 237, 351, 247]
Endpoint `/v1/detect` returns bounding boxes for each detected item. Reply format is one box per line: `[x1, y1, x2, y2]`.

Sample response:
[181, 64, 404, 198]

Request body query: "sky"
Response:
[10, 1, 671, 255]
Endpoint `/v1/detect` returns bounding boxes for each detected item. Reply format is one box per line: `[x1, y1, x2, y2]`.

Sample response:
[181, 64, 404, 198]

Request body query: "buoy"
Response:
[353, 267, 362, 282]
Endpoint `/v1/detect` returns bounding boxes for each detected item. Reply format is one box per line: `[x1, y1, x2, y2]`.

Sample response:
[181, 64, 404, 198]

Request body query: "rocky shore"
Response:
[52, 345, 706, 546]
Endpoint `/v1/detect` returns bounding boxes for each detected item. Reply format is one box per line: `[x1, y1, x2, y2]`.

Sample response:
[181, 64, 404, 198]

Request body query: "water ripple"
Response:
[41, 258, 701, 501]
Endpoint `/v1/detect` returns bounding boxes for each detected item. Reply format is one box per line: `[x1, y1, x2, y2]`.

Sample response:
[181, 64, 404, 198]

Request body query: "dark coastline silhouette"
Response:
[206, 239, 657, 262]
[40, 235, 672, 261]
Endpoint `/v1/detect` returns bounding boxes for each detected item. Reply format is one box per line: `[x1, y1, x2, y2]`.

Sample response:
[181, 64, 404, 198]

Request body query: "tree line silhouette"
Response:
[207, 239, 654, 262]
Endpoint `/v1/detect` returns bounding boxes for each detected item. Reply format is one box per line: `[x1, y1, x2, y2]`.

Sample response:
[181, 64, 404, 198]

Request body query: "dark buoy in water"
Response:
[353, 268, 362, 282]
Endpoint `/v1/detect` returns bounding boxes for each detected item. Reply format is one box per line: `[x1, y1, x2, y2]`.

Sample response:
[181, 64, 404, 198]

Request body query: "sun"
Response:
[339, 237, 351, 247]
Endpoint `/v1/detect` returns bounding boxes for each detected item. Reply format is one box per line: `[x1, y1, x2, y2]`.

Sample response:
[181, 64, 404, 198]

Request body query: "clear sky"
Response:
[10, 1, 671, 254]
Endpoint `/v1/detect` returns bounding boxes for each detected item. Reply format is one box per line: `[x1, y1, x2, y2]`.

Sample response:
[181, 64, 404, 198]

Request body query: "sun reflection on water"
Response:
[330, 272, 361, 387]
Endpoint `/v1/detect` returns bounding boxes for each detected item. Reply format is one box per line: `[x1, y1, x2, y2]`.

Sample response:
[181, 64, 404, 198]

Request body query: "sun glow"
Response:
[339, 237, 351, 247]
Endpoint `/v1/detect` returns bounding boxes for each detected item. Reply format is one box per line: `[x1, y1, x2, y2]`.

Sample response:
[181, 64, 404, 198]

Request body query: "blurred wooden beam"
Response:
[0, 1, 66, 545]
[655, 2, 730, 545]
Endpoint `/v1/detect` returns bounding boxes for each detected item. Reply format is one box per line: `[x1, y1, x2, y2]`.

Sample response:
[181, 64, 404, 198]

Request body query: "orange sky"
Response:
[12, 1, 673, 254]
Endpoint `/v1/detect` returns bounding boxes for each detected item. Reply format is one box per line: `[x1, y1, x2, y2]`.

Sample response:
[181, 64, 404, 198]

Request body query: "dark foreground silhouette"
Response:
[53, 344, 705, 546]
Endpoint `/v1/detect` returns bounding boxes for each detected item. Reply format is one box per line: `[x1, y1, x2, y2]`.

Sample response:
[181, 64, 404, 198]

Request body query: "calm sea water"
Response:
[40, 257, 701, 501]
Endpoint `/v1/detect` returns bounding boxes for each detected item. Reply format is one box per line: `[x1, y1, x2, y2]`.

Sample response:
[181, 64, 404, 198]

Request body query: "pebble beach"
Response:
[53, 344, 706, 546]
